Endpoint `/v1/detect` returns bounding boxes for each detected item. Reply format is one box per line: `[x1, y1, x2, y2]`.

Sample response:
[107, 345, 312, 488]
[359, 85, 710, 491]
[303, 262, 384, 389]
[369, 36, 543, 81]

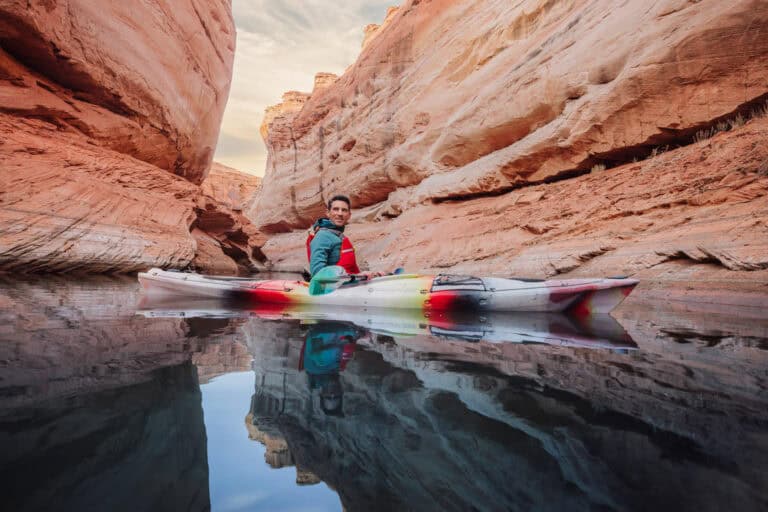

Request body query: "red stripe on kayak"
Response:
[245, 287, 296, 304]
[566, 291, 595, 318]
[424, 291, 461, 311]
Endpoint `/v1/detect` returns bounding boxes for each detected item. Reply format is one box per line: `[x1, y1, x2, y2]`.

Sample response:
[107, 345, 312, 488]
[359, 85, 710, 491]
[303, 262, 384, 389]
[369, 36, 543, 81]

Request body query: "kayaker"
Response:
[307, 194, 382, 278]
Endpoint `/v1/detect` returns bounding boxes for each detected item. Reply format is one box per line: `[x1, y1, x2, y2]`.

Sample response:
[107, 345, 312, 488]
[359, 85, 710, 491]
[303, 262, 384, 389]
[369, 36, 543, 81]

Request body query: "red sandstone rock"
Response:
[0, 1, 266, 274]
[0, 117, 266, 273]
[312, 73, 338, 93]
[0, 0, 235, 184]
[191, 194, 268, 274]
[361, 6, 400, 50]
[253, 0, 768, 229]
[252, 0, 768, 301]
[202, 162, 262, 212]
[261, 115, 768, 305]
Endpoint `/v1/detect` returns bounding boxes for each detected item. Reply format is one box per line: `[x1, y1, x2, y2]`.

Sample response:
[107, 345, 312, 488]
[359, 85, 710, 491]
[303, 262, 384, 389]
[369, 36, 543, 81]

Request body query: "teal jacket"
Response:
[309, 218, 345, 277]
[302, 321, 358, 376]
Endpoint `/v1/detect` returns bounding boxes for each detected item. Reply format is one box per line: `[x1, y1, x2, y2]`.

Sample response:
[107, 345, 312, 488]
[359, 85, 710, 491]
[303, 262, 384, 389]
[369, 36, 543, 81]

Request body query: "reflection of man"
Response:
[299, 321, 366, 416]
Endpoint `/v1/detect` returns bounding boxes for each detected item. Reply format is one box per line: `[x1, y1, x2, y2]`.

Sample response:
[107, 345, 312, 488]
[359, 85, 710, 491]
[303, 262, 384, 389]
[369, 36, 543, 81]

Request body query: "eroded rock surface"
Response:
[0, 0, 234, 183]
[262, 115, 768, 305]
[202, 162, 262, 211]
[252, 0, 768, 300]
[0, 0, 263, 273]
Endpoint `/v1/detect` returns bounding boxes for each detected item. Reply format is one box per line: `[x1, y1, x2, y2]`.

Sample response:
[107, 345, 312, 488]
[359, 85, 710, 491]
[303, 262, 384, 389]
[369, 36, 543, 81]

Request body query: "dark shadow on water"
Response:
[0, 363, 209, 512]
[184, 316, 233, 338]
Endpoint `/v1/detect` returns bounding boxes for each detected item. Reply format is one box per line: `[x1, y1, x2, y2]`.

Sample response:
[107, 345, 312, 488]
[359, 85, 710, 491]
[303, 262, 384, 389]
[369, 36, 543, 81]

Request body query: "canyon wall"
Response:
[0, 0, 264, 273]
[251, 0, 768, 303]
[203, 162, 262, 211]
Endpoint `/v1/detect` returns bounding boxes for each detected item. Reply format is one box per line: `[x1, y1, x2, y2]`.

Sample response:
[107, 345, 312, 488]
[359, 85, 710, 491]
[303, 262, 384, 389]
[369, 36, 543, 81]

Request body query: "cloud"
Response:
[213, 132, 266, 175]
[217, 490, 270, 511]
[214, 0, 394, 176]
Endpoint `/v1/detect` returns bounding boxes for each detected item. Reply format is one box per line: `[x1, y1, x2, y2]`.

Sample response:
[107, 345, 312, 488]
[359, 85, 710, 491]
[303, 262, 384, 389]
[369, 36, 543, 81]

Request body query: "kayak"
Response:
[138, 267, 637, 314]
[136, 299, 636, 349]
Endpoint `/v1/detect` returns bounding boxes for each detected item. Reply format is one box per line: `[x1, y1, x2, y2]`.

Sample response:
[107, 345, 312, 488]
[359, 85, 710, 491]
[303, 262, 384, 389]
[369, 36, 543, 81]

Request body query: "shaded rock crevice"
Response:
[0, 10, 137, 118]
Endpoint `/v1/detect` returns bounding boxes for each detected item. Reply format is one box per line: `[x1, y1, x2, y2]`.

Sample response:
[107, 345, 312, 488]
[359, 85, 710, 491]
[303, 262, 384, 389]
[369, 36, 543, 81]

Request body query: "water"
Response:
[1, 275, 767, 512]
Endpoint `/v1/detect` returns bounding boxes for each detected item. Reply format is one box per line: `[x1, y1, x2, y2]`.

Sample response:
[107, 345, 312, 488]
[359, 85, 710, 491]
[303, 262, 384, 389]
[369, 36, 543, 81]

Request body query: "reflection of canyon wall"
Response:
[243, 313, 768, 511]
[245, 409, 321, 486]
[190, 317, 253, 384]
[253, 0, 768, 302]
[0, 363, 210, 512]
[0, 0, 264, 273]
[0, 276, 250, 404]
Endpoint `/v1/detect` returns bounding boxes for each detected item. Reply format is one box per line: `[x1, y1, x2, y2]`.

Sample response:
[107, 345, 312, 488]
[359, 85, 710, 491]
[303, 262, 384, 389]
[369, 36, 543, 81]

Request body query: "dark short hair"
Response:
[327, 194, 351, 209]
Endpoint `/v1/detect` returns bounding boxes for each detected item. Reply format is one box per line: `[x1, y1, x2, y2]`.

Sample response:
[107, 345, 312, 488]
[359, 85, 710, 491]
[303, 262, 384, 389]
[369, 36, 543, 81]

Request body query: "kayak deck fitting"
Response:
[138, 268, 638, 315]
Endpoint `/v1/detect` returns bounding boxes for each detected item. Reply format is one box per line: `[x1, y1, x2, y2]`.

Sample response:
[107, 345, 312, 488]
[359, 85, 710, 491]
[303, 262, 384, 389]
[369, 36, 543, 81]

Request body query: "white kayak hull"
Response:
[137, 268, 638, 314]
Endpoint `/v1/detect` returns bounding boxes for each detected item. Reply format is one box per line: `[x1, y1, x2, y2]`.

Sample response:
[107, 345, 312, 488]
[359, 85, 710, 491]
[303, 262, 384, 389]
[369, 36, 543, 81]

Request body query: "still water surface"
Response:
[0, 274, 767, 511]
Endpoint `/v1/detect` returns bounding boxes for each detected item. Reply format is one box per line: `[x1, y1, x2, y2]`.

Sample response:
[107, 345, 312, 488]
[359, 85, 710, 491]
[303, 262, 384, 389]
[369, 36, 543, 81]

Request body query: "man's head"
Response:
[319, 374, 344, 416]
[326, 194, 351, 228]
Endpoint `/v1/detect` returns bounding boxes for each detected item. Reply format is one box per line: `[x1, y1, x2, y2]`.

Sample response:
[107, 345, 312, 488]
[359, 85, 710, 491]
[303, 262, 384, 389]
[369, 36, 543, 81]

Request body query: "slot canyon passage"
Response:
[1, 1, 767, 511]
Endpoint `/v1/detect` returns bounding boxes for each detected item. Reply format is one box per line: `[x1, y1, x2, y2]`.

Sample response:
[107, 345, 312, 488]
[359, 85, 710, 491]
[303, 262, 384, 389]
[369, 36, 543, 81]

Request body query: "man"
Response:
[306, 194, 361, 278]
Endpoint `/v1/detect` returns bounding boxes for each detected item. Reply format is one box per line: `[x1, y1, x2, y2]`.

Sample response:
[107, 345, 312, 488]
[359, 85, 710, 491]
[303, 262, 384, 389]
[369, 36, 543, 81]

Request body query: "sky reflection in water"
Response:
[202, 371, 341, 512]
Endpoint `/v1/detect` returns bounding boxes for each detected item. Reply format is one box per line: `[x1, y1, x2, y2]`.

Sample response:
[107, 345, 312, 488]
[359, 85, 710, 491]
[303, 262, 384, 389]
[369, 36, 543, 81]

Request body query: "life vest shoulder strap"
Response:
[306, 227, 344, 262]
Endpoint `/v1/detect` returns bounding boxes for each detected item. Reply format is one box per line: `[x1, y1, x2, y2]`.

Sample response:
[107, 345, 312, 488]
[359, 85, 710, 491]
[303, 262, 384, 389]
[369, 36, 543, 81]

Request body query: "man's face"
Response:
[327, 200, 351, 228]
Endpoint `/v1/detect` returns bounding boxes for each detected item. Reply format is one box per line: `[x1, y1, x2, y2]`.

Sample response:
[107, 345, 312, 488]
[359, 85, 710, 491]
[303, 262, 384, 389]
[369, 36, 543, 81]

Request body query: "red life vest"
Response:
[306, 228, 360, 274]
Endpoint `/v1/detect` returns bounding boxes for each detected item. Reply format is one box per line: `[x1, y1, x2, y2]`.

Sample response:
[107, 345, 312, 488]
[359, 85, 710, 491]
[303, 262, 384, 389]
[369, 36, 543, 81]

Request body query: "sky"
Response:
[214, 0, 395, 176]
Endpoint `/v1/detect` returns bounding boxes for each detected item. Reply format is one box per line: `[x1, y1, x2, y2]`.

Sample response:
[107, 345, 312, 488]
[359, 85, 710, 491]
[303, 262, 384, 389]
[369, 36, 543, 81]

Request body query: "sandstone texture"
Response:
[0, 0, 264, 273]
[202, 162, 261, 211]
[251, 0, 768, 304]
[0, 0, 234, 183]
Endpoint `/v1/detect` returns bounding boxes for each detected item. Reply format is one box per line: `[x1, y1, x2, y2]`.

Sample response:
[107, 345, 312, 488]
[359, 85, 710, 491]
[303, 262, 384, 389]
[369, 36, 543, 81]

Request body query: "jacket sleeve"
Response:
[309, 230, 337, 277]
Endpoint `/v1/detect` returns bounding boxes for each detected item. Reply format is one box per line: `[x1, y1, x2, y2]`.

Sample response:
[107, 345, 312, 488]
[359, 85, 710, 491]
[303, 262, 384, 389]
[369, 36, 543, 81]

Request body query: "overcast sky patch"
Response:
[214, 0, 394, 176]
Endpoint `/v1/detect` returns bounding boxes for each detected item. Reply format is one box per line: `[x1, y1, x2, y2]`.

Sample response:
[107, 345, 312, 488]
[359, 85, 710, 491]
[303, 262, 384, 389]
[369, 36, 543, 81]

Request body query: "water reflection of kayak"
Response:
[136, 298, 636, 349]
[138, 267, 637, 314]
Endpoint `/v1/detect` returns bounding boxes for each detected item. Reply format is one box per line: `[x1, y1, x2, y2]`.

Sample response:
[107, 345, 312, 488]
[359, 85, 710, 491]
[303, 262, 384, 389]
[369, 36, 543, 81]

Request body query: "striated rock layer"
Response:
[0, 0, 234, 183]
[0, 0, 264, 273]
[202, 162, 262, 212]
[252, 0, 768, 303]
